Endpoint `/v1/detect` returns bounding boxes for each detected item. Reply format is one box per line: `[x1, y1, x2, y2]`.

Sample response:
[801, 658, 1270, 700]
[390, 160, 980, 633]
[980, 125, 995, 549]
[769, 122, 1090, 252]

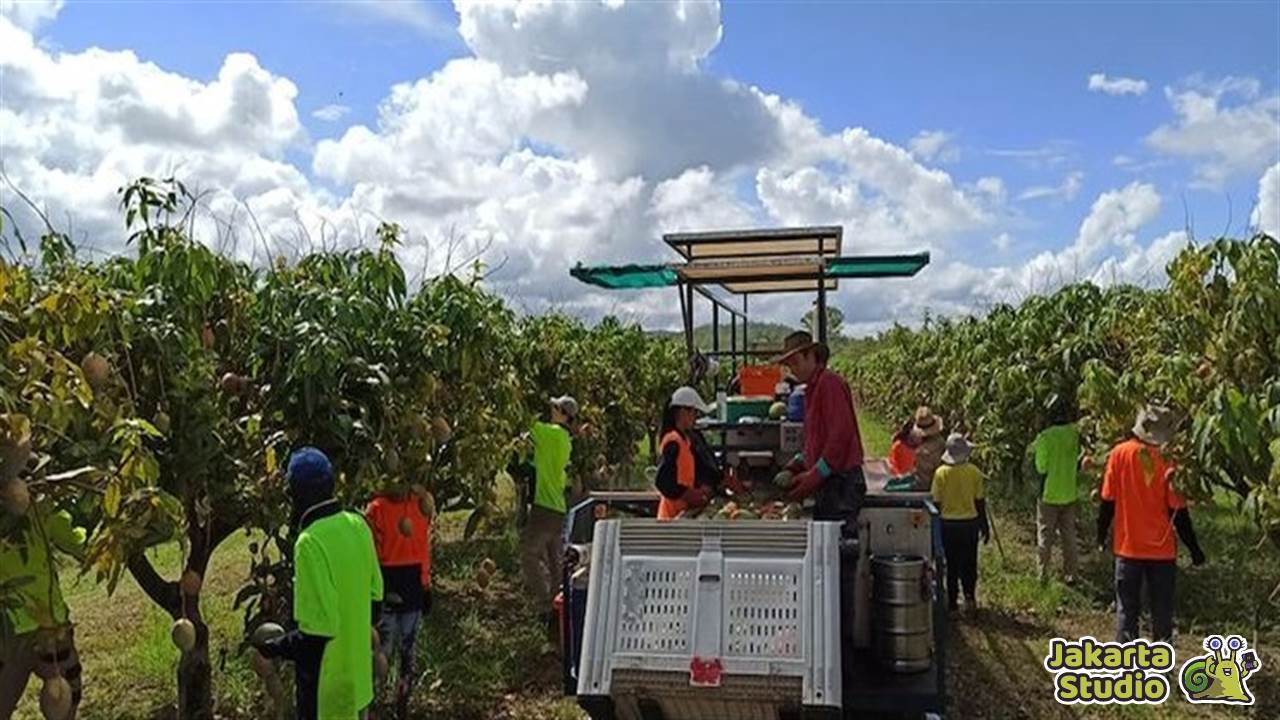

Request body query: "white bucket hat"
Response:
[1133, 404, 1177, 446]
[941, 433, 974, 465]
[670, 386, 713, 414]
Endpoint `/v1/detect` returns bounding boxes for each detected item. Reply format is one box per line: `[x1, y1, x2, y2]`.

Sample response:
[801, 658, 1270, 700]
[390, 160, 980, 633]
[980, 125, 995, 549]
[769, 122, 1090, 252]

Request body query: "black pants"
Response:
[820, 469, 865, 670]
[942, 519, 980, 607]
[815, 467, 866, 527]
[1115, 558, 1176, 642]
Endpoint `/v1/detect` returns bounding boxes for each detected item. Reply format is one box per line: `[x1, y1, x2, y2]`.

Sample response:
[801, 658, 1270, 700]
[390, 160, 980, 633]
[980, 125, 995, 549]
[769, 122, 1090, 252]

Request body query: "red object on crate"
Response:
[738, 364, 783, 396]
[689, 657, 723, 687]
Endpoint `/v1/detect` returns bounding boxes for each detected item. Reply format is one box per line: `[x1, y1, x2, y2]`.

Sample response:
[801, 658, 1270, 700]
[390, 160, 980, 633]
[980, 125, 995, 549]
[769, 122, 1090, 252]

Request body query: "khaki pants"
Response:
[521, 506, 565, 612]
[0, 627, 82, 719]
[1037, 500, 1079, 580]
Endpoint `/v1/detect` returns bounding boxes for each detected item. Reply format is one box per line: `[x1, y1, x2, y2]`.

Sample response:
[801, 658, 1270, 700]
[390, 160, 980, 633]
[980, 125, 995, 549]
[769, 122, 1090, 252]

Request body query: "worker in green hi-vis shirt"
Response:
[0, 504, 87, 719]
[1033, 400, 1083, 586]
[255, 447, 383, 720]
[520, 395, 577, 640]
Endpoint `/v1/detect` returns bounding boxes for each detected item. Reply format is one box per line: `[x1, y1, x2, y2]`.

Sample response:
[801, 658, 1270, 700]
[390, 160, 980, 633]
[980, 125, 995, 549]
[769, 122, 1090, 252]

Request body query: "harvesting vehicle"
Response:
[557, 227, 948, 719]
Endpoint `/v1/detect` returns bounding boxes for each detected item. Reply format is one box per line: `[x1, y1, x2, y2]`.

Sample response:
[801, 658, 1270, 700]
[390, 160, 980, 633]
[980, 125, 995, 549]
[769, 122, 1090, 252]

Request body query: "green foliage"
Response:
[516, 314, 684, 485]
[837, 235, 1280, 536]
[1, 177, 687, 712]
[801, 305, 844, 338]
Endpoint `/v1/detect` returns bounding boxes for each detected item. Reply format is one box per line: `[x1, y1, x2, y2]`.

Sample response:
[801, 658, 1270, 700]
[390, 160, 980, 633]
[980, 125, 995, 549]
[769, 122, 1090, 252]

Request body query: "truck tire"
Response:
[577, 695, 616, 720]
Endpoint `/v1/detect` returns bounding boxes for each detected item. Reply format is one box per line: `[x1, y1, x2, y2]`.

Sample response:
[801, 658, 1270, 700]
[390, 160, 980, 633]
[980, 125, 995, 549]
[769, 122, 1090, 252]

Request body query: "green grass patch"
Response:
[858, 410, 893, 457]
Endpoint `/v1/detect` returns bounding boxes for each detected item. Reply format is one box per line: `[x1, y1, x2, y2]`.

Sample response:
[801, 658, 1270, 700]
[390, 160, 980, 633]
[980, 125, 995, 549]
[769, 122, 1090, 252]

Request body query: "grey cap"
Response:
[551, 395, 579, 419]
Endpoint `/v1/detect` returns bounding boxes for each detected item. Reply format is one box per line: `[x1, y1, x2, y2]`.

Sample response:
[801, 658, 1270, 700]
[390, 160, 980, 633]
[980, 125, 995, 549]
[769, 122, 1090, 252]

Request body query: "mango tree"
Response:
[842, 234, 1280, 539]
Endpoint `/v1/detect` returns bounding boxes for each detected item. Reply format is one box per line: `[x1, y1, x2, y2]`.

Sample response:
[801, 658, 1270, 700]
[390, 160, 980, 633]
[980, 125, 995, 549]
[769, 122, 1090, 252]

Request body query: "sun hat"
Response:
[771, 330, 820, 364]
[1133, 403, 1177, 445]
[940, 433, 974, 465]
[913, 406, 945, 438]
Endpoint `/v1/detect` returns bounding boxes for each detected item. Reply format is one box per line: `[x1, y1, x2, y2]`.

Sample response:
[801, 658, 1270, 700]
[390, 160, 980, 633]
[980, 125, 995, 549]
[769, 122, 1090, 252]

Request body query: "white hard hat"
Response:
[670, 386, 712, 414]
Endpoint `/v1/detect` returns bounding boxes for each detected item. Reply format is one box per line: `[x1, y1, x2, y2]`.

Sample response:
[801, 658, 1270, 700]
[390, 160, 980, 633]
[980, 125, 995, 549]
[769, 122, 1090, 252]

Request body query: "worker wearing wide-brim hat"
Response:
[911, 406, 947, 491]
[772, 330, 866, 522]
[1096, 403, 1206, 643]
[931, 433, 990, 612]
[654, 387, 726, 519]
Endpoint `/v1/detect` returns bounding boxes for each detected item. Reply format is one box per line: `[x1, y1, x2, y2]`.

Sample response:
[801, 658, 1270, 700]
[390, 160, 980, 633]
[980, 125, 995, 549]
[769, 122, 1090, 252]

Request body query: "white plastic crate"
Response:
[577, 519, 842, 719]
[780, 422, 804, 454]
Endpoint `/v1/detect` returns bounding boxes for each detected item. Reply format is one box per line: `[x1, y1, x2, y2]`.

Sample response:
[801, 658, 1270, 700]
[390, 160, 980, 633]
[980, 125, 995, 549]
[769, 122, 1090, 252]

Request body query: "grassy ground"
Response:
[14, 412, 1279, 718]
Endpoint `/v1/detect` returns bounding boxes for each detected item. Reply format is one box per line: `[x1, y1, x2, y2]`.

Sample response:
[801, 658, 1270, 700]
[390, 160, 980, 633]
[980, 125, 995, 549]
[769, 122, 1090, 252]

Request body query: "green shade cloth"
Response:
[569, 253, 930, 291]
[826, 253, 930, 278]
[570, 264, 677, 289]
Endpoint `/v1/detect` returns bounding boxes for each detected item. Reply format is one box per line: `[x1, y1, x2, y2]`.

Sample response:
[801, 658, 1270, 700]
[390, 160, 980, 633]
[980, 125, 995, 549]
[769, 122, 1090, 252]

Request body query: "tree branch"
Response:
[127, 552, 181, 617]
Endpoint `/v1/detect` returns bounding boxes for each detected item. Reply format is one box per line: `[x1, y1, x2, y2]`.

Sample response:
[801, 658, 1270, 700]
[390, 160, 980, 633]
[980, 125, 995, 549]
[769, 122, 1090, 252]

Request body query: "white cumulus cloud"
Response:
[1146, 76, 1280, 187]
[1252, 163, 1280, 236]
[1088, 73, 1149, 96]
[908, 130, 959, 163]
[0, 0, 62, 31]
[0, 1, 1018, 329]
[1018, 171, 1084, 202]
[312, 104, 350, 122]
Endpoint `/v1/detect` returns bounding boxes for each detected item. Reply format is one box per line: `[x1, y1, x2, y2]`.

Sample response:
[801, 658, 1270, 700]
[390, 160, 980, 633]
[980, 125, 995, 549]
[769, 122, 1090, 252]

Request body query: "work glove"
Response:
[1190, 547, 1206, 567]
[978, 519, 991, 545]
[784, 469, 823, 502]
[421, 588, 434, 615]
[682, 486, 711, 509]
[785, 453, 806, 475]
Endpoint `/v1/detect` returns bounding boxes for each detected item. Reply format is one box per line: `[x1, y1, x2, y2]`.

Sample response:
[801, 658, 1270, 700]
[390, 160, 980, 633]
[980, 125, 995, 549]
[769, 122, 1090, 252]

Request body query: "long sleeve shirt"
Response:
[802, 367, 864, 476]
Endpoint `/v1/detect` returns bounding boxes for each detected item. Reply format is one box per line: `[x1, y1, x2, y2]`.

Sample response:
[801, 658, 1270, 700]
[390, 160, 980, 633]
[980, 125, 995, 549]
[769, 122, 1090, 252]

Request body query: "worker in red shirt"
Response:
[1096, 404, 1205, 642]
[774, 330, 866, 522]
[366, 484, 433, 717]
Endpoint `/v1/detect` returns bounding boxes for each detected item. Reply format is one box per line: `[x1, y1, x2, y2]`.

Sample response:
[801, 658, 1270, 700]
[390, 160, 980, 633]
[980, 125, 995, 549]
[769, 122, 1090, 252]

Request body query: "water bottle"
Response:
[787, 386, 805, 421]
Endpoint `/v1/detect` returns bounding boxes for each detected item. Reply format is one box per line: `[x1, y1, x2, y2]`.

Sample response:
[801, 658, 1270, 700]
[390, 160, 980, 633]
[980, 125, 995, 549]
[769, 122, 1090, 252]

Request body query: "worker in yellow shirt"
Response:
[930, 434, 990, 614]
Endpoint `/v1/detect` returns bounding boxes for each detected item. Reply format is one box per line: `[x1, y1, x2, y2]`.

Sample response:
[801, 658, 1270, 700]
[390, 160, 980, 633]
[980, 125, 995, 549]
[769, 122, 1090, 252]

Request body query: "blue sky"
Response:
[3, 0, 1279, 330]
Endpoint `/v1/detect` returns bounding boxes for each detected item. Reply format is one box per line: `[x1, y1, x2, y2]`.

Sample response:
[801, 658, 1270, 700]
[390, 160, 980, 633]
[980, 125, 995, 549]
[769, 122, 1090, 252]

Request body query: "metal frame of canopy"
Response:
[569, 226, 929, 384]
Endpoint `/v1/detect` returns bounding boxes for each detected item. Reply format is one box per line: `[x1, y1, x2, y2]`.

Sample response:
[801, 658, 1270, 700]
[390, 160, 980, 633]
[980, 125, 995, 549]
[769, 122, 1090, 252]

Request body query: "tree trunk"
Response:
[127, 517, 234, 720]
[177, 594, 213, 720]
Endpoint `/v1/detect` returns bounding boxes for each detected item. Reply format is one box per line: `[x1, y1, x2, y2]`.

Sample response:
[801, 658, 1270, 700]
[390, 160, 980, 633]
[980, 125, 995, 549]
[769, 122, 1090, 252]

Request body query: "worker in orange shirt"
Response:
[888, 419, 922, 476]
[366, 484, 433, 718]
[1096, 404, 1205, 643]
